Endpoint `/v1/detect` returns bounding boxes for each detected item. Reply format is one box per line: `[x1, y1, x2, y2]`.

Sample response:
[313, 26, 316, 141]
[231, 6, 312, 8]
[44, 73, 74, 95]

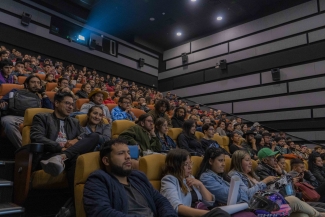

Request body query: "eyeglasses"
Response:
[184, 161, 193, 167]
[122, 101, 131, 104]
[63, 101, 74, 107]
[146, 120, 154, 123]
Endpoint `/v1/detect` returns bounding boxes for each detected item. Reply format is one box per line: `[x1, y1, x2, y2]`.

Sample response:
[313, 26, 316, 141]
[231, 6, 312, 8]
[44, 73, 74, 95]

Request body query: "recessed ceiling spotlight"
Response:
[162, 12, 165, 15]
[176, 32, 182, 36]
[150, 17, 155, 21]
[191, 0, 197, 1]
[217, 16, 223, 21]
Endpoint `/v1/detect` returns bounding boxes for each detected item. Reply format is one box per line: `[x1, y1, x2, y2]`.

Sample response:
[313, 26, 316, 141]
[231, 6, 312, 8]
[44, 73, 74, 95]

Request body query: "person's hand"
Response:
[293, 177, 300, 184]
[65, 139, 78, 148]
[186, 177, 202, 189]
[150, 128, 156, 137]
[126, 107, 131, 113]
[274, 164, 282, 174]
[262, 176, 278, 184]
[271, 141, 277, 147]
[13, 75, 17, 81]
[0, 101, 8, 109]
[250, 138, 256, 144]
[284, 144, 289, 149]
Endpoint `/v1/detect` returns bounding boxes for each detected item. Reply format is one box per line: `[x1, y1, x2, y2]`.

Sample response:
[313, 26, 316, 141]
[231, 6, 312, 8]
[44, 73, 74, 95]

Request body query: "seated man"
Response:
[256, 148, 283, 180]
[200, 123, 231, 157]
[52, 77, 69, 92]
[137, 96, 150, 113]
[171, 106, 186, 128]
[0, 75, 53, 148]
[83, 139, 177, 217]
[30, 92, 99, 191]
[119, 114, 161, 153]
[0, 59, 14, 84]
[289, 158, 325, 198]
[111, 96, 137, 121]
[147, 99, 172, 128]
[274, 137, 288, 154]
[80, 88, 112, 122]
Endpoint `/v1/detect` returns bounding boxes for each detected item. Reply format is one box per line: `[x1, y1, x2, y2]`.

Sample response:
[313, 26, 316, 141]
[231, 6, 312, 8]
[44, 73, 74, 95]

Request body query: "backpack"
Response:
[9, 89, 41, 116]
[294, 182, 320, 202]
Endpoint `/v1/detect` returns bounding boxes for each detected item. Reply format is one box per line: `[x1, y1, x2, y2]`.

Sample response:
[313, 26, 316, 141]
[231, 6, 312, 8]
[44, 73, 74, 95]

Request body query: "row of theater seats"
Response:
[74, 150, 307, 217]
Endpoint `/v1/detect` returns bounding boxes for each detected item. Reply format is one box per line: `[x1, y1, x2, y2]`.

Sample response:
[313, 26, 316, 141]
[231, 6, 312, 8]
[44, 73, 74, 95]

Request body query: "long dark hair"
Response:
[196, 147, 225, 178]
[182, 119, 196, 139]
[308, 152, 322, 172]
[163, 149, 190, 194]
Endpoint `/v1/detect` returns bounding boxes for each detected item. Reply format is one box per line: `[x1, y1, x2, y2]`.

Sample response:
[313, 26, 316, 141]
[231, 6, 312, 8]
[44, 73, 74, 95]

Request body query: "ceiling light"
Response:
[217, 16, 223, 21]
[191, 0, 197, 1]
[150, 17, 155, 21]
[176, 32, 182, 36]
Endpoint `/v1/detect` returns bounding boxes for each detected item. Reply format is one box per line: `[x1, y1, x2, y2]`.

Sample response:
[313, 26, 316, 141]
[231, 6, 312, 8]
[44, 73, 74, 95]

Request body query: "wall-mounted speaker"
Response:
[182, 53, 188, 63]
[271, 68, 280, 81]
[138, 58, 145, 68]
[89, 39, 96, 50]
[21, 12, 32, 26]
[219, 59, 227, 70]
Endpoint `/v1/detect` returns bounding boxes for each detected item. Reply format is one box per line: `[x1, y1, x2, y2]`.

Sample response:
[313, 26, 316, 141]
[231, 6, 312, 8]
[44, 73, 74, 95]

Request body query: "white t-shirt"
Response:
[56, 120, 67, 147]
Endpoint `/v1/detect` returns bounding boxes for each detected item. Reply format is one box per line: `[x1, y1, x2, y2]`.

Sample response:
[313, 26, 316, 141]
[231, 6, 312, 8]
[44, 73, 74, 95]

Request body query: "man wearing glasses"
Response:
[111, 96, 137, 122]
[30, 92, 99, 195]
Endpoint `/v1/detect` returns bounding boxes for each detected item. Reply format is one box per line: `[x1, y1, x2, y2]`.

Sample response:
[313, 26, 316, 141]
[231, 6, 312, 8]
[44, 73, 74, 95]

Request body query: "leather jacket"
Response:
[30, 112, 84, 153]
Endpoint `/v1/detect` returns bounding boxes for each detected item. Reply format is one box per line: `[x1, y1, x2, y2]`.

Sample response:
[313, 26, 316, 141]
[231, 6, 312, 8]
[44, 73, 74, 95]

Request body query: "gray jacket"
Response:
[30, 112, 84, 153]
[80, 102, 112, 122]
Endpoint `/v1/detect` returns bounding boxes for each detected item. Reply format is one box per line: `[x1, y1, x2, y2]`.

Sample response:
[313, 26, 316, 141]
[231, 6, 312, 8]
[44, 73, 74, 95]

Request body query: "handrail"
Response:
[179, 97, 320, 145]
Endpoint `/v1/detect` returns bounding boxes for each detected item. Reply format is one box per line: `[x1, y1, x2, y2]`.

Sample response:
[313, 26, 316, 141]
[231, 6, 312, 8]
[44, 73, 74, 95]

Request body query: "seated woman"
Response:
[309, 153, 325, 185]
[75, 83, 91, 99]
[43, 73, 56, 86]
[155, 117, 176, 152]
[83, 106, 111, 150]
[160, 149, 230, 217]
[216, 121, 226, 136]
[177, 119, 204, 156]
[228, 150, 325, 217]
[225, 122, 233, 137]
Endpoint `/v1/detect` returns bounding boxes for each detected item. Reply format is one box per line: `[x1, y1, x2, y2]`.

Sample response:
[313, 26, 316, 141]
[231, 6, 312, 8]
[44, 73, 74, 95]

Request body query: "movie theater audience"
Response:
[155, 117, 176, 151]
[75, 83, 91, 99]
[147, 99, 172, 128]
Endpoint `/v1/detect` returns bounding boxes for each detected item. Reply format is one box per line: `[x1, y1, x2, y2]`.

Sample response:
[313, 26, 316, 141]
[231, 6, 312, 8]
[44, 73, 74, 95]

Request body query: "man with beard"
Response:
[30, 92, 99, 194]
[171, 107, 186, 128]
[0, 75, 53, 148]
[83, 139, 177, 217]
[147, 99, 172, 128]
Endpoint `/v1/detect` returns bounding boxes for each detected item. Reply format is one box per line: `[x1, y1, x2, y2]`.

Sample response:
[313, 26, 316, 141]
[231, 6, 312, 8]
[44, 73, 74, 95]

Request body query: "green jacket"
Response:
[147, 110, 172, 128]
[119, 124, 161, 153]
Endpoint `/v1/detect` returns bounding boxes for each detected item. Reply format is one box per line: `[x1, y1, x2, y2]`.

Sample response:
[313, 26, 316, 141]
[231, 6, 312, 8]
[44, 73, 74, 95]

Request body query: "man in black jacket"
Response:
[171, 106, 186, 128]
[30, 92, 99, 191]
[256, 148, 282, 180]
[83, 139, 178, 217]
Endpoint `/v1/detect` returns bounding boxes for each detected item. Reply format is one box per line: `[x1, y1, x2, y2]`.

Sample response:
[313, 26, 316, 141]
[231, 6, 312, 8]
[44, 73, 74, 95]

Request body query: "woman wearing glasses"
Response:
[160, 149, 230, 217]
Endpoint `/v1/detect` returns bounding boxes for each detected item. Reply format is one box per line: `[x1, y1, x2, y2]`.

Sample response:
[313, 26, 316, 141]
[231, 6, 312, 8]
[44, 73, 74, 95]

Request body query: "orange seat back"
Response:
[0, 84, 24, 98]
[76, 99, 89, 111]
[130, 108, 145, 118]
[37, 73, 46, 80]
[46, 83, 58, 91]
[147, 105, 154, 110]
[17, 76, 27, 85]
[72, 88, 80, 94]
[45, 91, 56, 102]
[109, 92, 115, 97]
[106, 104, 117, 112]
[75, 83, 82, 88]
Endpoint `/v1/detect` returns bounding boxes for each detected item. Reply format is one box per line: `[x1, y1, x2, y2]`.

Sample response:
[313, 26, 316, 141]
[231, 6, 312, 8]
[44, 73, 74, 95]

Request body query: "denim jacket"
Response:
[228, 170, 266, 201]
[160, 174, 215, 213]
[200, 169, 248, 205]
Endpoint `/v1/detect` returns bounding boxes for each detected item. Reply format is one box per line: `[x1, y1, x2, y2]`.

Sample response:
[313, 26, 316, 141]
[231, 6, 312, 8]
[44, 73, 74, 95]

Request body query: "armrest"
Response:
[15, 143, 44, 155]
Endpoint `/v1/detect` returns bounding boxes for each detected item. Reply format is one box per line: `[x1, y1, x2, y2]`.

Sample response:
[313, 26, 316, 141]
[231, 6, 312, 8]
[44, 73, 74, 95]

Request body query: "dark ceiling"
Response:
[31, 0, 312, 53]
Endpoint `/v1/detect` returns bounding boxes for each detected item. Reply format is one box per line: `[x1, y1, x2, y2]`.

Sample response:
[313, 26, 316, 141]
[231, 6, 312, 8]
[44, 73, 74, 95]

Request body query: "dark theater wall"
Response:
[159, 0, 325, 142]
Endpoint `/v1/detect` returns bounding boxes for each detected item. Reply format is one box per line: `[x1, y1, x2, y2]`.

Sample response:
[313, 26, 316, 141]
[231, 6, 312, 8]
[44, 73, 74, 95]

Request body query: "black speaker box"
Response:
[182, 53, 188, 63]
[220, 59, 227, 70]
[271, 68, 281, 81]
[89, 39, 96, 50]
[138, 58, 145, 67]
[21, 12, 32, 26]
